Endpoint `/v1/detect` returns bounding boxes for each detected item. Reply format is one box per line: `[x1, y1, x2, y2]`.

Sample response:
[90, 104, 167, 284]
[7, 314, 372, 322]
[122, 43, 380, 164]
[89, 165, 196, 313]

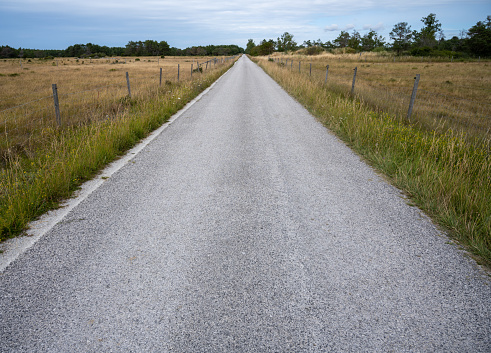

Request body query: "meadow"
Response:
[0, 56, 225, 162]
[253, 53, 491, 268]
[0, 55, 237, 241]
[267, 52, 490, 141]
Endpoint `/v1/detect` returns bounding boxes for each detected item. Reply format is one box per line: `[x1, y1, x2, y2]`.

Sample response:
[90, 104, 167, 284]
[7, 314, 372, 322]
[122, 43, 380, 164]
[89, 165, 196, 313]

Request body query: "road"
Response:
[1, 56, 490, 352]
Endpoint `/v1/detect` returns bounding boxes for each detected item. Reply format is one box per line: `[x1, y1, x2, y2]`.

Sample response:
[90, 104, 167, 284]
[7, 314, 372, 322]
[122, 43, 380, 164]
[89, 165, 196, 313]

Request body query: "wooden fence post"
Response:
[178, 64, 180, 82]
[351, 67, 357, 95]
[126, 72, 131, 98]
[52, 84, 61, 126]
[191, 64, 193, 78]
[160, 68, 162, 86]
[325, 65, 329, 84]
[407, 74, 420, 121]
[299, 61, 301, 73]
[310, 63, 312, 76]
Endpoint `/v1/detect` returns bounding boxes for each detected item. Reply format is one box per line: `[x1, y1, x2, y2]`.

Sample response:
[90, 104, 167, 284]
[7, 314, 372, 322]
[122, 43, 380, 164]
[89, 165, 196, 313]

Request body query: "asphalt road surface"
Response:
[1, 56, 490, 352]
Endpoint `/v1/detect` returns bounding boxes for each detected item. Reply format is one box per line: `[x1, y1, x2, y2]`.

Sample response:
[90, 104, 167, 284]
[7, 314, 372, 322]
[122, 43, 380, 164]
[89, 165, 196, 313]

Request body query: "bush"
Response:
[372, 47, 387, 53]
[305, 46, 324, 55]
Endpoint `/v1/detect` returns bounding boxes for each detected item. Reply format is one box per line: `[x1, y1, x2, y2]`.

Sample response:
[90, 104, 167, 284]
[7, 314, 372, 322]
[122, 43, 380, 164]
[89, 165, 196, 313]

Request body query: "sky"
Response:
[0, 0, 490, 50]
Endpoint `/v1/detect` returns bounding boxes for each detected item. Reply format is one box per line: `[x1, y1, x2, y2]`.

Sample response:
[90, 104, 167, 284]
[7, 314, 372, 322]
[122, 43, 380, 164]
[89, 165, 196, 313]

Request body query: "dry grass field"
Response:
[0, 56, 225, 164]
[0, 55, 237, 240]
[268, 52, 491, 142]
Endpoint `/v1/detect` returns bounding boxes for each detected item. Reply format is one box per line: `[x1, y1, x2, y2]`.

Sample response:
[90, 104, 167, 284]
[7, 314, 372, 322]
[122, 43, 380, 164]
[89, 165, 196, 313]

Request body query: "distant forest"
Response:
[0, 40, 244, 59]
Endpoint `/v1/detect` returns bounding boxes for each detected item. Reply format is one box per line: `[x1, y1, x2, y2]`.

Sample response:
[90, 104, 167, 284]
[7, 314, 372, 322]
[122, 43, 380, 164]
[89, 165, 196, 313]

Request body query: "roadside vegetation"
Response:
[0, 56, 238, 241]
[252, 54, 491, 268]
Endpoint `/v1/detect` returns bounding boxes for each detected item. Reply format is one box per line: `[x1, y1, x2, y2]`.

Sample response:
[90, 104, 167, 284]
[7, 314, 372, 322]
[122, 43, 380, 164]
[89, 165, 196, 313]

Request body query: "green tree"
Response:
[245, 39, 255, 54]
[361, 30, 385, 51]
[467, 16, 491, 57]
[390, 22, 413, 54]
[333, 31, 350, 48]
[347, 30, 361, 51]
[418, 13, 442, 48]
[276, 32, 297, 52]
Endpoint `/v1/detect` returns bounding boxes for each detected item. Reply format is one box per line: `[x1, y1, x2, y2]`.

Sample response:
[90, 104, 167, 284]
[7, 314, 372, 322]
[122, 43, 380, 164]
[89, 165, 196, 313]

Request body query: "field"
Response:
[0, 56, 227, 163]
[0, 55, 237, 240]
[267, 52, 490, 142]
[253, 53, 491, 267]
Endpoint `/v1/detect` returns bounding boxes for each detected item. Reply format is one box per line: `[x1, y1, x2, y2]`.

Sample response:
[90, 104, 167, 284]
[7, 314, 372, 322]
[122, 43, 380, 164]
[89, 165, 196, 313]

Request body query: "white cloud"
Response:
[344, 24, 355, 31]
[362, 22, 385, 31]
[324, 24, 339, 31]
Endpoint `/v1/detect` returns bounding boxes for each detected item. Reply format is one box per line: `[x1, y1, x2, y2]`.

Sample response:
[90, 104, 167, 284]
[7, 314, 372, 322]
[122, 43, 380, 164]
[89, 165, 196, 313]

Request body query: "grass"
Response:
[253, 54, 491, 268]
[0, 55, 238, 240]
[268, 52, 490, 142]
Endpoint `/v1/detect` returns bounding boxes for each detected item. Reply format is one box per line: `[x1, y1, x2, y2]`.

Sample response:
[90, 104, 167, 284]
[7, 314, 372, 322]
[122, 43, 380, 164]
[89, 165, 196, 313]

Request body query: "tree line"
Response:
[0, 40, 244, 59]
[246, 14, 491, 57]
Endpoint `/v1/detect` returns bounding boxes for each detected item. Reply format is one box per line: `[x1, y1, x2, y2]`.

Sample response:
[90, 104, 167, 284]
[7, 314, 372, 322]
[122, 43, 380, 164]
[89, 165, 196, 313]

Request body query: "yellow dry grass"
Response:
[0, 56, 224, 162]
[267, 53, 491, 141]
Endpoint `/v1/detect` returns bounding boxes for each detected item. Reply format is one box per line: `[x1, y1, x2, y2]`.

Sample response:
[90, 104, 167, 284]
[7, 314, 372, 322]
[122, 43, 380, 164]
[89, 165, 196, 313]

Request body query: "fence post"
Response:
[351, 67, 357, 95]
[310, 63, 312, 76]
[291, 60, 293, 70]
[160, 68, 162, 86]
[52, 84, 61, 126]
[324, 65, 329, 84]
[178, 64, 180, 82]
[191, 64, 193, 78]
[407, 74, 420, 121]
[126, 72, 131, 98]
[299, 61, 301, 73]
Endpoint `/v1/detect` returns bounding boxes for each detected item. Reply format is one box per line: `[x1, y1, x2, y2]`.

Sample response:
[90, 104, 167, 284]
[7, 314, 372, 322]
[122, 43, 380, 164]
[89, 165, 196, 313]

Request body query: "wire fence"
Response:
[268, 56, 490, 140]
[0, 55, 239, 163]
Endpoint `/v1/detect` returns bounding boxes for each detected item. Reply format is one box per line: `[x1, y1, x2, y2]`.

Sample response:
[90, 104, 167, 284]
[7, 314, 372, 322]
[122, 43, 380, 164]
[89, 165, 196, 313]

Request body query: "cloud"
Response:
[362, 22, 385, 31]
[1, 0, 488, 49]
[324, 24, 339, 31]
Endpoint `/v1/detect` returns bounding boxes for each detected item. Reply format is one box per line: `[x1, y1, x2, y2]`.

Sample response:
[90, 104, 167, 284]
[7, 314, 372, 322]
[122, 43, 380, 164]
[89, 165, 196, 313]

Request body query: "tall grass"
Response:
[0, 57, 237, 240]
[268, 53, 491, 143]
[254, 56, 491, 267]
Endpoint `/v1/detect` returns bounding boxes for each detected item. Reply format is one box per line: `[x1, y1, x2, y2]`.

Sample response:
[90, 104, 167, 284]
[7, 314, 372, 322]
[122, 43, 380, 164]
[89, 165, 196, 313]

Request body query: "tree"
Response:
[390, 22, 413, 54]
[418, 13, 442, 48]
[245, 39, 255, 54]
[333, 31, 350, 48]
[276, 32, 297, 52]
[250, 39, 275, 56]
[348, 30, 361, 51]
[303, 39, 313, 47]
[361, 30, 385, 51]
[467, 16, 491, 57]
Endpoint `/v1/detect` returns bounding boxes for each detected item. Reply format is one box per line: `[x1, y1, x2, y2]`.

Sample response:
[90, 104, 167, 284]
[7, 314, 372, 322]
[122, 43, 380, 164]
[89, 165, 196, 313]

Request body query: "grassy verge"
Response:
[253, 57, 491, 268]
[0, 61, 236, 241]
